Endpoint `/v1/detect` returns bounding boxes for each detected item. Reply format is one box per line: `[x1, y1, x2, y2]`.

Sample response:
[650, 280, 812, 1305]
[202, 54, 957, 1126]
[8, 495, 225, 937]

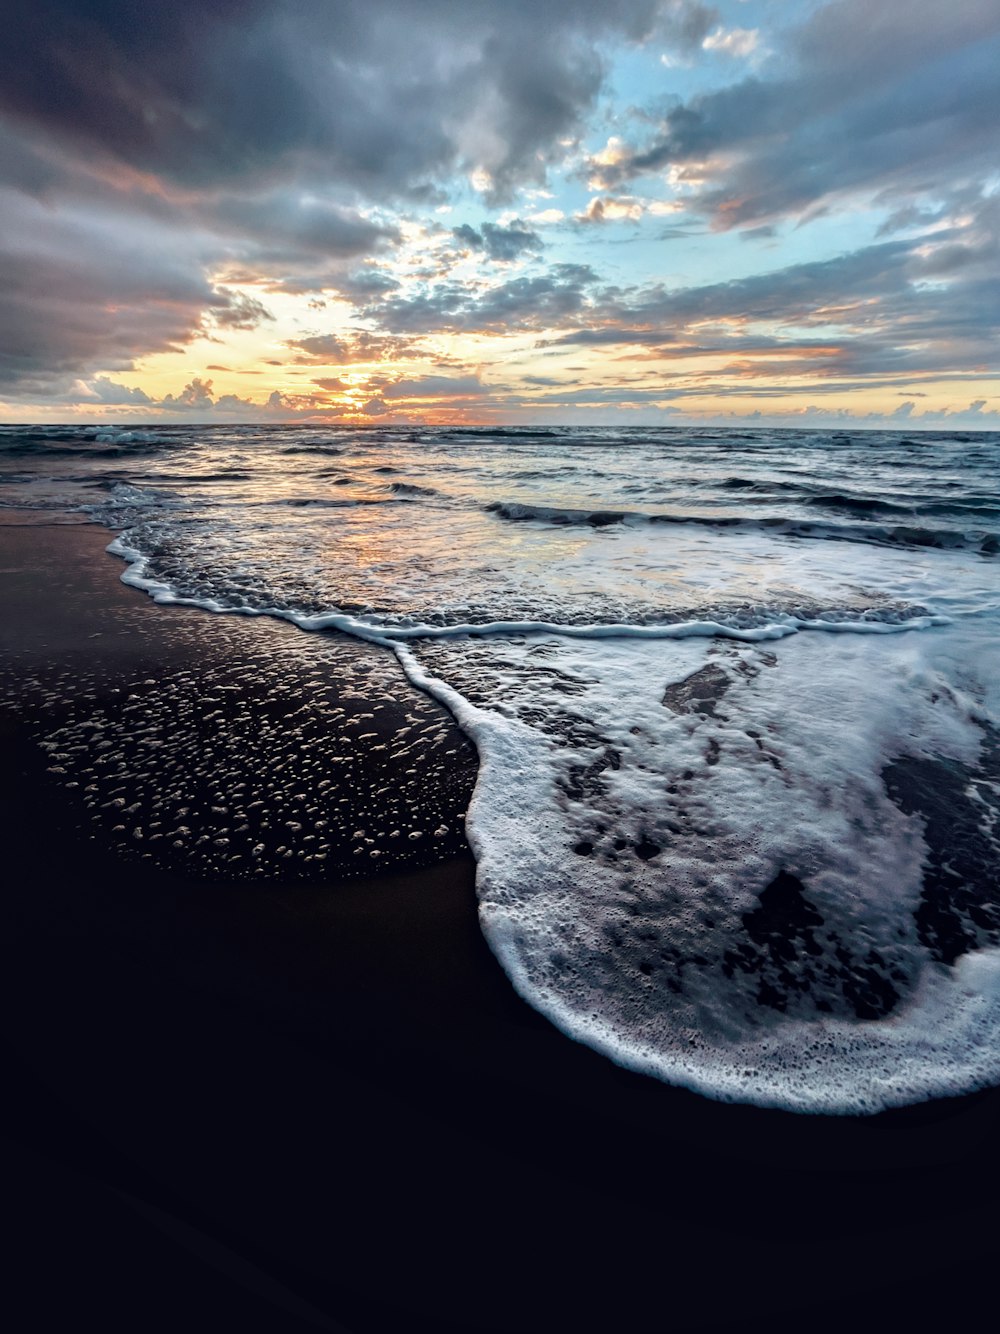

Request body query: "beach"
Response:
[3, 519, 1000, 1331]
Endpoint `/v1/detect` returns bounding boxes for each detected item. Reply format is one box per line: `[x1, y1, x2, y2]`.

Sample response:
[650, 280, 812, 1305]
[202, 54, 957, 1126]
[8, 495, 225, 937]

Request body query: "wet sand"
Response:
[2, 523, 999, 1332]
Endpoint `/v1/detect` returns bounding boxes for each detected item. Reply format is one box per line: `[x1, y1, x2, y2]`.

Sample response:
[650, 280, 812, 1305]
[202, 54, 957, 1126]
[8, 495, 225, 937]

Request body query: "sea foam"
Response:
[400, 626, 1000, 1113]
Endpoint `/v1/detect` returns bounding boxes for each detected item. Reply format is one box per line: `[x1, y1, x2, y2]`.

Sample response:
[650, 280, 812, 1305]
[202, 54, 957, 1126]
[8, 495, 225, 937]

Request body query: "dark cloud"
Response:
[0, 1, 705, 203]
[252, 267, 403, 301]
[212, 293, 275, 330]
[452, 220, 543, 261]
[452, 224, 483, 250]
[656, 0, 718, 51]
[329, 269, 402, 299]
[588, 0, 1000, 230]
[287, 334, 351, 364]
[201, 196, 398, 261]
[366, 264, 599, 332]
[539, 328, 678, 347]
[0, 190, 238, 394]
[605, 242, 918, 326]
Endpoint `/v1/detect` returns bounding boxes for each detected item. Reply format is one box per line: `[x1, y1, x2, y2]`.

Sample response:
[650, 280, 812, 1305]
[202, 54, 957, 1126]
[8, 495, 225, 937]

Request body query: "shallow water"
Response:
[3, 422, 998, 1112]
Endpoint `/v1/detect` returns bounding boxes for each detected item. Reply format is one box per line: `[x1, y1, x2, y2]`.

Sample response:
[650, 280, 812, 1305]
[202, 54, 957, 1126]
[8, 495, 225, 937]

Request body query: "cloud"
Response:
[362, 212, 998, 388]
[0, 189, 235, 395]
[537, 226, 1000, 386]
[381, 375, 488, 399]
[365, 263, 599, 332]
[576, 196, 645, 224]
[258, 266, 403, 301]
[71, 376, 152, 405]
[2, 2, 994, 420]
[524, 208, 565, 225]
[287, 330, 422, 364]
[201, 195, 398, 263]
[1, 1, 715, 387]
[654, 1, 719, 52]
[0, 118, 402, 304]
[452, 224, 483, 250]
[159, 377, 217, 412]
[212, 292, 275, 330]
[739, 224, 775, 242]
[585, 0, 1000, 230]
[129, 378, 345, 420]
[679, 399, 1000, 429]
[287, 334, 352, 363]
[0, 1, 702, 204]
[452, 220, 543, 261]
[701, 27, 759, 58]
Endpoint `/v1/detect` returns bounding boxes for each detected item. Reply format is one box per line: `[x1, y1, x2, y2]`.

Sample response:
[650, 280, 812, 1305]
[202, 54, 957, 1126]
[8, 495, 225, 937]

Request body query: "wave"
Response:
[0, 426, 181, 462]
[719, 481, 954, 518]
[484, 499, 999, 553]
[147, 470, 255, 483]
[806, 493, 999, 520]
[282, 496, 405, 508]
[0, 443, 160, 460]
[103, 534, 951, 646]
[278, 444, 344, 456]
[92, 428, 175, 445]
[485, 501, 629, 527]
[96, 481, 189, 510]
[441, 427, 563, 440]
[805, 492, 916, 516]
[389, 481, 439, 496]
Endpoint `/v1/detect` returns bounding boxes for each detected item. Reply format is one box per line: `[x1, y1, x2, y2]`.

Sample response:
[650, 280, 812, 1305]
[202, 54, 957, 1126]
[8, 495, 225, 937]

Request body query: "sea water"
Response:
[2, 422, 998, 1112]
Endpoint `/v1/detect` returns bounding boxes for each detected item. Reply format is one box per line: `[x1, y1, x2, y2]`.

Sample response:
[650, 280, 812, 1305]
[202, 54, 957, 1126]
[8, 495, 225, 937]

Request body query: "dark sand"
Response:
[2, 523, 999, 1332]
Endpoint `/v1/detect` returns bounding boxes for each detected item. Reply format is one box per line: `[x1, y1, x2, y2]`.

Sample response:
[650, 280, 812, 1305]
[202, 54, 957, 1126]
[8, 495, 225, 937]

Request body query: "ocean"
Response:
[3, 422, 998, 1114]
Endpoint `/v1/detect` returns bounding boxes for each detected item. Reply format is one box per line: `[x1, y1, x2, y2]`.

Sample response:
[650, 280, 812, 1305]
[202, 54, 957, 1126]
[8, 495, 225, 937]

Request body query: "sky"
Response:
[1, 0, 998, 428]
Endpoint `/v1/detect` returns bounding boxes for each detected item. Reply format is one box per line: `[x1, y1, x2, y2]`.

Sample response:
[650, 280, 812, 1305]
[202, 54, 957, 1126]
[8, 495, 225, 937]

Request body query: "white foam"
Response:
[93, 428, 172, 445]
[300, 612, 949, 642]
[108, 535, 950, 648]
[397, 627, 1000, 1114]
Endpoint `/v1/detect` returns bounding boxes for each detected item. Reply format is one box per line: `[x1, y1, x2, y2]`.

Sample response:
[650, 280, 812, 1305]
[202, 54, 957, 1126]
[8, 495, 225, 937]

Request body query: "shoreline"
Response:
[3, 520, 1000, 1331]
